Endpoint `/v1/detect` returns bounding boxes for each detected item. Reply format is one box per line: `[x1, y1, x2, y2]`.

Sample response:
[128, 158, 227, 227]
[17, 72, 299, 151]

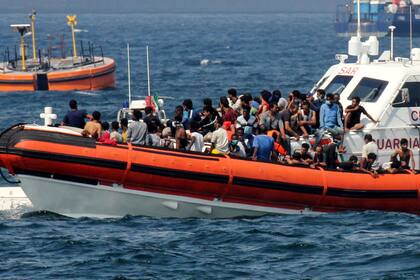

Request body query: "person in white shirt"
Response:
[110, 121, 123, 143]
[360, 134, 378, 168]
[228, 88, 242, 113]
[211, 118, 229, 154]
[188, 121, 204, 152]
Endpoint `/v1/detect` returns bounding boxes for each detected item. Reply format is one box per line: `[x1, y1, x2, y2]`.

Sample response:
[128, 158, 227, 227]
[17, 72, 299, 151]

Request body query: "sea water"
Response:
[1, 13, 420, 279]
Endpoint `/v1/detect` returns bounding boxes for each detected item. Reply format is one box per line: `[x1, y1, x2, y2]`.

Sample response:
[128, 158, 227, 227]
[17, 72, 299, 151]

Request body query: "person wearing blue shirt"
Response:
[61, 99, 92, 129]
[252, 125, 275, 161]
[315, 93, 344, 146]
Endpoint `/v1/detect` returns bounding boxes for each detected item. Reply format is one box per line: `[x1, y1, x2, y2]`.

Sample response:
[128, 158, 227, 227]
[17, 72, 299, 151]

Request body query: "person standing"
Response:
[252, 125, 275, 161]
[61, 99, 91, 129]
[127, 110, 148, 145]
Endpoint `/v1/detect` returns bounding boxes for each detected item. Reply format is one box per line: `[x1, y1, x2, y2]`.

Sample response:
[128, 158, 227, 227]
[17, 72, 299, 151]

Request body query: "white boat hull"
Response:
[0, 186, 32, 211]
[18, 175, 318, 218]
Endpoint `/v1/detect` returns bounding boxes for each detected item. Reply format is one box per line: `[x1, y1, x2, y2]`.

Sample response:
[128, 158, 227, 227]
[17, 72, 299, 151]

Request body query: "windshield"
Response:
[347, 78, 388, 102]
[323, 75, 353, 95]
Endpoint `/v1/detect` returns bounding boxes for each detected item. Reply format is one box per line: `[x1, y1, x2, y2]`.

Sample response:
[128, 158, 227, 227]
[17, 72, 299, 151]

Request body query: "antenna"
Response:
[410, 3, 413, 60]
[357, 0, 361, 38]
[146, 45, 151, 97]
[389, 25, 396, 60]
[127, 43, 132, 106]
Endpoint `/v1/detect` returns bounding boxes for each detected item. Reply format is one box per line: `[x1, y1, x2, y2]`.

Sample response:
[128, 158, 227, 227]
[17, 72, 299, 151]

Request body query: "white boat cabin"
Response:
[312, 35, 420, 166]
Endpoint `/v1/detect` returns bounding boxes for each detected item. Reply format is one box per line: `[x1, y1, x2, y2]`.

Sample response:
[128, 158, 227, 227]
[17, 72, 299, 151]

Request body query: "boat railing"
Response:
[78, 40, 105, 66]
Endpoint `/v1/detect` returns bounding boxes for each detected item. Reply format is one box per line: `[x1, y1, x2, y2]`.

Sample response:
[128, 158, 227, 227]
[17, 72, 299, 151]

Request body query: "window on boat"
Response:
[393, 81, 420, 107]
[310, 76, 329, 94]
[323, 75, 353, 95]
[347, 78, 388, 102]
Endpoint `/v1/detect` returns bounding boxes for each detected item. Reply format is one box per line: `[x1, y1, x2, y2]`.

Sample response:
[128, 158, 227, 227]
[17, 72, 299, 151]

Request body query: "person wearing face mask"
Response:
[314, 93, 344, 147]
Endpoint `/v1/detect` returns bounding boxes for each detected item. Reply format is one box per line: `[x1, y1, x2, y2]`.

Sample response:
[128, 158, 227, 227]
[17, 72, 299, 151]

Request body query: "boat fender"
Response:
[197, 206, 212, 215]
[162, 201, 178, 210]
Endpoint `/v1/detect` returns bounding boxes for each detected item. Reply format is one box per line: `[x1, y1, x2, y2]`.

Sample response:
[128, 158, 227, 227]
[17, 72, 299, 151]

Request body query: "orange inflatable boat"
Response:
[0, 124, 419, 218]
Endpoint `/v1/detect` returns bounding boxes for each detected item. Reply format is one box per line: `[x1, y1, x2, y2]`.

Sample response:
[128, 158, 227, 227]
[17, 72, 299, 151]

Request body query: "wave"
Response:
[74, 91, 99, 96]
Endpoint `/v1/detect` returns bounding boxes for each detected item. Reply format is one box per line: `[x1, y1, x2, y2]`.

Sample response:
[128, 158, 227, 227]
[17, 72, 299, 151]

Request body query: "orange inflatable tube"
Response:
[0, 124, 419, 214]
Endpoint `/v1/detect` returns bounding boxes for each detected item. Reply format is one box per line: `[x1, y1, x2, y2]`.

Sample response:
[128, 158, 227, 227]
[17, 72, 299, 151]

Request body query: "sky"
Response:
[1, 0, 346, 13]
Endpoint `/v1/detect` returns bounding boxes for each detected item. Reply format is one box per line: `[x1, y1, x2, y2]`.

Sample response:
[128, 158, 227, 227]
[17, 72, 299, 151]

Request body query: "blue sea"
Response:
[2, 12, 420, 279]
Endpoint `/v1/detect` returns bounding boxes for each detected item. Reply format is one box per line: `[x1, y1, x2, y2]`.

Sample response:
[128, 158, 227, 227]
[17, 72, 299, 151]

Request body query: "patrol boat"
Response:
[336, 0, 420, 37]
[0, 12, 115, 91]
[2, 16, 420, 217]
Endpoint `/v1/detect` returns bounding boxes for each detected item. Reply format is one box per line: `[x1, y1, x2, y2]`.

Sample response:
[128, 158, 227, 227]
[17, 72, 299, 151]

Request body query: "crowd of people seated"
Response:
[60, 88, 414, 176]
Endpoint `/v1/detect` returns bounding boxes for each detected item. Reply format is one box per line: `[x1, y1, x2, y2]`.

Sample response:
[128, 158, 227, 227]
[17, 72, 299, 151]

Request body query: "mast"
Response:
[410, 3, 413, 60]
[357, 0, 361, 38]
[67, 15, 78, 60]
[146, 45, 151, 97]
[127, 43, 132, 105]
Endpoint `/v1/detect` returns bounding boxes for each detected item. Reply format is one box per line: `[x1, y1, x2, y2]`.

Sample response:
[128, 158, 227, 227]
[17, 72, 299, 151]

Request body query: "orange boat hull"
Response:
[0, 58, 115, 91]
[1, 125, 420, 215]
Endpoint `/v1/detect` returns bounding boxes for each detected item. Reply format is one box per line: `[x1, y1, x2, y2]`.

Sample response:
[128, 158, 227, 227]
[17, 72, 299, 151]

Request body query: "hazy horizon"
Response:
[1, 0, 347, 13]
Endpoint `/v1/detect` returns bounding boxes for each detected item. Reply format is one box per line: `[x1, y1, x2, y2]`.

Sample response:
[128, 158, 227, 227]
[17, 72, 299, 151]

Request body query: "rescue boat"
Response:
[0, 12, 115, 91]
[0, 123, 419, 218]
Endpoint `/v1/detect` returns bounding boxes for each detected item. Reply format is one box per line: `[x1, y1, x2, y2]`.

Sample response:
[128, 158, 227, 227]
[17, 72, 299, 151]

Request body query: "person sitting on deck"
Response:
[315, 93, 344, 146]
[344, 96, 377, 131]
[259, 103, 283, 132]
[98, 122, 117, 145]
[360, 134, 378, 168]
[182, 99, 200, 129]
[127, 110, 148, 146]
[82, 111, 102, 139]
[298, 100, 317, 135]
[286, 151, 308, 166]
[227, 88, 242, 113]
[313, 146, 326, 167]
[110, 121, 123, 144]
[258, 90, 271, 115]
[236, 106, 256, 136]
[229, 133, 247, 158]
[300, 143, 313, 164]
[143, 106, 161, 132]
[280, 103, 305, 139]
[274, 90, 288, 111]
[171, 115, 187, 150]
[211, 118, 229, 154]
[120, 118, 128, 144]
[391, 138, 416, 172]
[365, 153, 381, 174]
[337, 155, 359, 171]
[337, 154, 378, 177]
[146, 123, 161, 147]
[61, 99, 92, 129]
[187, 121, 204, 152]
[252, 125, 275, 161]
[220, 96, 238, 123]
[199, 106, 217, 140]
